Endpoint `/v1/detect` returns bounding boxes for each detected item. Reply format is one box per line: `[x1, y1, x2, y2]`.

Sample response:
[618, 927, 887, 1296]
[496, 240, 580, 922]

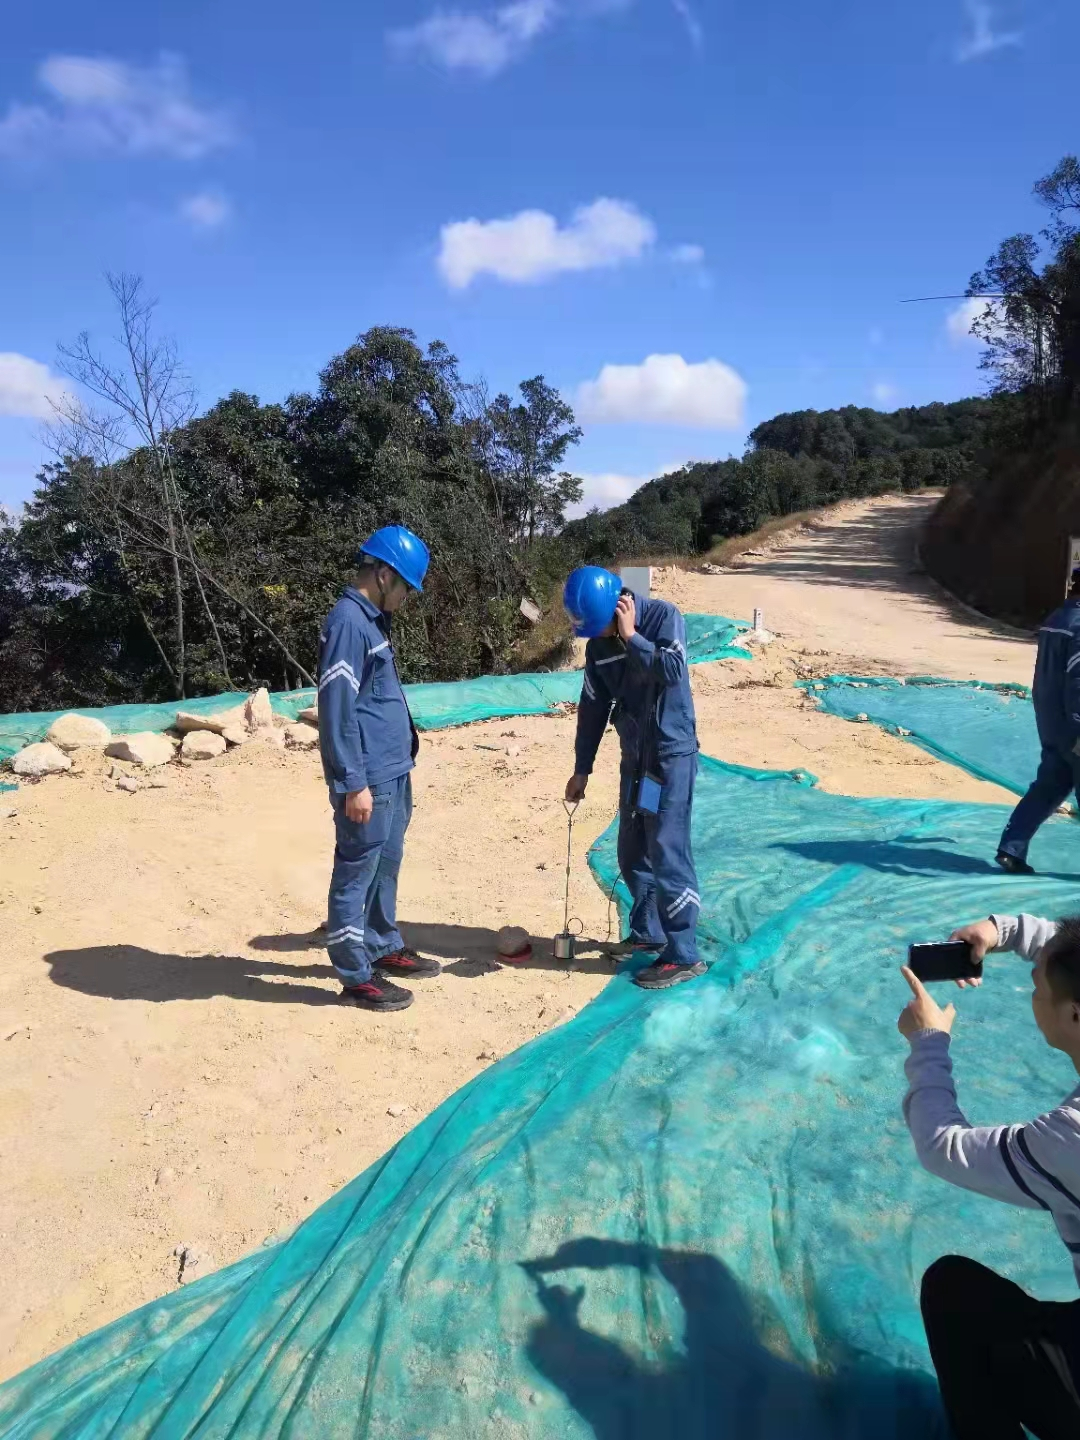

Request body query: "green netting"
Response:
[8, 726, 1080, 1436]
[804, 675, 1038, 797]
[0, 614, 750, 766]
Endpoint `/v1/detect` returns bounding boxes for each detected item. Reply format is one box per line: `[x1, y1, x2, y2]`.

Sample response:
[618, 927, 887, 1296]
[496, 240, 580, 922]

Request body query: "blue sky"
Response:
[1, 0, 1077, 514]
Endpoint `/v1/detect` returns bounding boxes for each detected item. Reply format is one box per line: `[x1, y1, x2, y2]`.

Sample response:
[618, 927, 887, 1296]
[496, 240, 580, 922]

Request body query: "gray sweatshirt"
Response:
[904, 912, 1080, 1287]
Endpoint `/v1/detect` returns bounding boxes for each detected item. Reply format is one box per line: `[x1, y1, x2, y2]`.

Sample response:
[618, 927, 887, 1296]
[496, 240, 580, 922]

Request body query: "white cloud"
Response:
[956, 1, 1021, 61]
[389, 0, 557, 75]
[566, 470, 650, 517]
[0, 353, 70, 419]
[180, 191, 232, 230]
[670, 243, 705, 265]
[947, 296, 988, 344]
[0, 53, 234, 161]
[577, 354, 747, 429]
[871, 381, 899, 407]
[439, 197, 656, 288]
[670, 0, 704, 50]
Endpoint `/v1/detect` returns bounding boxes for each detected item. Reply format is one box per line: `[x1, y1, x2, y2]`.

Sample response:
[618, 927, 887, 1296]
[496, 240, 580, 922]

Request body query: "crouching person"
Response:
[900, 911, 1080, 1438]
[318, 526, 441, 1012]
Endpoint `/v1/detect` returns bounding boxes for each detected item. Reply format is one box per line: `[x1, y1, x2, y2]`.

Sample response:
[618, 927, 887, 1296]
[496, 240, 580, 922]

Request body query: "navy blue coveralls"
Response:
[999, 595, 1080, 864]
[317, 588, 418, 986]
[574, 594, 701, 965]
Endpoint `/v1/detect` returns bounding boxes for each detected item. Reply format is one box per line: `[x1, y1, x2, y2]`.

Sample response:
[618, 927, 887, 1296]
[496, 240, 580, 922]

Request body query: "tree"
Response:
[486, 377, 583, 545]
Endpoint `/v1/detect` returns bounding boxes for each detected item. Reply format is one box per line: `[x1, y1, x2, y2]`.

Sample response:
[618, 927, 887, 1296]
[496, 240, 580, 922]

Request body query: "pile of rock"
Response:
[4, 689, 321, 782]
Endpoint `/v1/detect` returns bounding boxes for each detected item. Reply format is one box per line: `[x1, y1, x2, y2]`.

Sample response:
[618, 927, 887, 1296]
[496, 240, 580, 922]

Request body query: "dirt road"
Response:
[0, 493, 1037, 1378]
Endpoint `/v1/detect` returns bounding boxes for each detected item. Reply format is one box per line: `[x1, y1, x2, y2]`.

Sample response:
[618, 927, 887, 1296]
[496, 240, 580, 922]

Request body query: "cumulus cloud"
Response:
[947, 296, 989, 344]
[956, 0, 1021, 61]
[0, 353, 70, 419]
[180, 190, 232, 230]
[439, 197, 656, 288]
[576, 354, 747, 429]
[389, 0, 557, 75]
[0, 53, 234, 161]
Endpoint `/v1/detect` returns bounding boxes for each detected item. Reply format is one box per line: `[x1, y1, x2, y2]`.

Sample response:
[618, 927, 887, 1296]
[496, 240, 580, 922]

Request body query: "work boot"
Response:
[339, 975, 414, 1011]
[375, 949, 443, 979]
[633, 960, 707, 991]
[606, 937, 665, 959]
[995, 851, 1035, 876]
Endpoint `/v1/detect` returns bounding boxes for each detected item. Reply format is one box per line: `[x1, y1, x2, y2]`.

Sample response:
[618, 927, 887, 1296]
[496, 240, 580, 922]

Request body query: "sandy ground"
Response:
[0, 493, 1038, 1380]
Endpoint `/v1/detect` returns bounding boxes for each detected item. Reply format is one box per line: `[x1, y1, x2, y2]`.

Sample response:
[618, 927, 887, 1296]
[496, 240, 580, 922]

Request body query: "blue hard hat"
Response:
[563, 566, 622, 639]
[358, 525, 430, 592]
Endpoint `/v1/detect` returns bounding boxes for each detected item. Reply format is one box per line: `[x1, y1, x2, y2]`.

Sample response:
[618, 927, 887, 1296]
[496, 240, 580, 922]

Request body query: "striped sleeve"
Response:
[318, 620, 369, 794]
[1066, 631, 1080, 734]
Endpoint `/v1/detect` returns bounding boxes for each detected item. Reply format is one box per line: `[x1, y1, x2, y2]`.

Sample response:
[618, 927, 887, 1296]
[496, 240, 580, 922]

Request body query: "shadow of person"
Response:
[774, 836, 1079, 883]
[397, 920, 618, 977]
[44, 945, 339, 1005]
[521, 1239, 945, 1439]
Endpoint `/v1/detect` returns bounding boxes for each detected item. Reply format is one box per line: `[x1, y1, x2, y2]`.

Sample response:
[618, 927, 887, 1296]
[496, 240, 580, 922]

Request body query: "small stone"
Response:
[286, 724, 320, 750]
[147, 776, 171, 790]
[505, 744, 521, 758]
[386, 1104, 407, 1118]
[4, 808, 18, 819]
[106, 733, 175, 769]
[46, 714, 112, 751]
[155, 1166, 176, 1188]
[853, 712, 869, 723]
[297, 706, 319, 727]
[244, 687, 274, 732]
[32, 904, 43, 914]
[897, 726, 912, 737]
[12, 742, 72, 777]
[181, 731, 227, 761]
[477, 1048, 498, 1062]
[116, 776, 140, 793]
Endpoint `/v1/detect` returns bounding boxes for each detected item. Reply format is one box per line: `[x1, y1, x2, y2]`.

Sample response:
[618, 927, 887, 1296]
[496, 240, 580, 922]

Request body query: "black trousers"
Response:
[921, 1255, 1080, 1439]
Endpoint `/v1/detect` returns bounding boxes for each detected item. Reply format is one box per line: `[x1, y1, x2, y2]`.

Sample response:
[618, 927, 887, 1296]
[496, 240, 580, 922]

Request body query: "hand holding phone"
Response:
[908, 939, 982, 985]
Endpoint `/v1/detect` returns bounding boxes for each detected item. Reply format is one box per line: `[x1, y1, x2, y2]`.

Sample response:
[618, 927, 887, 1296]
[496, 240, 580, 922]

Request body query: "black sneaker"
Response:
[633, 960, 707, 990]
[996, 851, 1035, 876]
[339, 976, 414, 1011]
[375, 949, 443, 979]
[606, 938, 665, 959]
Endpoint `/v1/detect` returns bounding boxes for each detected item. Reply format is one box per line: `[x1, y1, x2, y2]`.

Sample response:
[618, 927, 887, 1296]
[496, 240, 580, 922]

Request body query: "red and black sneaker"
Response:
[375, 949, 443, 979]
[339, 975, 414, 1012]
[633, 960, 707, 991]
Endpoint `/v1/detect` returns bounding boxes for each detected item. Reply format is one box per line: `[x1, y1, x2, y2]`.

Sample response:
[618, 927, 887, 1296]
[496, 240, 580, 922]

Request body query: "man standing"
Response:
[997, 568, 1080, 875]
[563, 566, 705, 991]
[318, 526, 441, 1012]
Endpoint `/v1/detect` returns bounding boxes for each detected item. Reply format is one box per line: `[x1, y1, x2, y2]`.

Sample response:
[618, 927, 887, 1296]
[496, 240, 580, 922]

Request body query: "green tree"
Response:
[486, 377, 583, 545]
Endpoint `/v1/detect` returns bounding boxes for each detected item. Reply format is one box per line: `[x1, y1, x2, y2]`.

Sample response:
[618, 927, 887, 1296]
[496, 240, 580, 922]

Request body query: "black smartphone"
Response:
[908, 940, 981, 984]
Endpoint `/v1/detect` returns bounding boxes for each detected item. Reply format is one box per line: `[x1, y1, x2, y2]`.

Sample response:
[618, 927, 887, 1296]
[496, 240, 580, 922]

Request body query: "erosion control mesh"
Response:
[804, 675, 1038, 797]
[5, 733, 1080, 1436]
[0, 614, 750, 766]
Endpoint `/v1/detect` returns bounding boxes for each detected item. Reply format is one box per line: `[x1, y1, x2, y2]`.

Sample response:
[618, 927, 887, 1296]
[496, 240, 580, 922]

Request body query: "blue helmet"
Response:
[358, 525, 430, 592]
[563, 566, 622, 639]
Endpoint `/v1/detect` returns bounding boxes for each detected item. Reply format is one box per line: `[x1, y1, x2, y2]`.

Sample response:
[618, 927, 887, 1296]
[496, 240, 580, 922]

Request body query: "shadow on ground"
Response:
[522, 1238, 945, 1439]
[44, 945, 338, 1004]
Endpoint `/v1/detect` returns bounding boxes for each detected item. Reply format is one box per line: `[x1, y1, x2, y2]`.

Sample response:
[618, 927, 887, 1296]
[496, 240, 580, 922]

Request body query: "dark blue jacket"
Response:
[1033, 596, 1080, 748]
[318, 588, 416, 794]
[574, 594, 698, 776]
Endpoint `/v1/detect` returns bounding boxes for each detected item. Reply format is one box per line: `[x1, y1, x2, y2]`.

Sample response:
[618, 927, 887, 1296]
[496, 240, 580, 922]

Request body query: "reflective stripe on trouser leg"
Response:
[326, 778, 409, 986]
[617, 769, 667, 946]
[645, 753, 700, 966]
[999, 743, 1076, 860]
[366, 775, 412, 961]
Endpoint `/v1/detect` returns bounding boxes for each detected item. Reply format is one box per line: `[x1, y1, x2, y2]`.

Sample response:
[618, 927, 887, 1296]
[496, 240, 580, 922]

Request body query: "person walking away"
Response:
[997, 568, 1080, 875]
[563, 566, 705, 991]
[318, 526, 441, 1012]
[899, 910, 1080, 1438]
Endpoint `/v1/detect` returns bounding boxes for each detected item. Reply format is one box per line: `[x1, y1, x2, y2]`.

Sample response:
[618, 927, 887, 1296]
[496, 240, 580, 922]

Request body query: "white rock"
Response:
[244, 688, 274, 732]
[45, 714, 112, 751]
[116, 776, 141, 793]
[285, 724, 320, 750]
[12, 742, 72, 777]
[106, 733, 175, 768]
[220, 725, 248, 747]
[181, 731, 227, 761]
[386, 1104, 407, 1118]
[174, 705, 246, 736]
[297, 706, 319, 727]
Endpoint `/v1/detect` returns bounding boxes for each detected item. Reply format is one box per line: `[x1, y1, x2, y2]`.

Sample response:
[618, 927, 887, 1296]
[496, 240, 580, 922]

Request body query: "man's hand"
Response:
[614, 593, 636, 642]
[345, 787, 374, 824]
[948, 918, 999, 987]
[565, 774, 589, 803]
[898, 966, 957, 1040]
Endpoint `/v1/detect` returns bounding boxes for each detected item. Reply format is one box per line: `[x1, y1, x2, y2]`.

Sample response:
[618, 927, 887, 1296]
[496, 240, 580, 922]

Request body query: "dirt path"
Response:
[0, 493, 1037, 1379]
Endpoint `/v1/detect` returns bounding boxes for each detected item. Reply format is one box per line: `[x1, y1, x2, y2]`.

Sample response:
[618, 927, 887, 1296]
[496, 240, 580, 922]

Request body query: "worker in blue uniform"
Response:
[997, 567, 1080, 875]
[563, 566, 706, 990]
[318, 526, 441, 1012]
